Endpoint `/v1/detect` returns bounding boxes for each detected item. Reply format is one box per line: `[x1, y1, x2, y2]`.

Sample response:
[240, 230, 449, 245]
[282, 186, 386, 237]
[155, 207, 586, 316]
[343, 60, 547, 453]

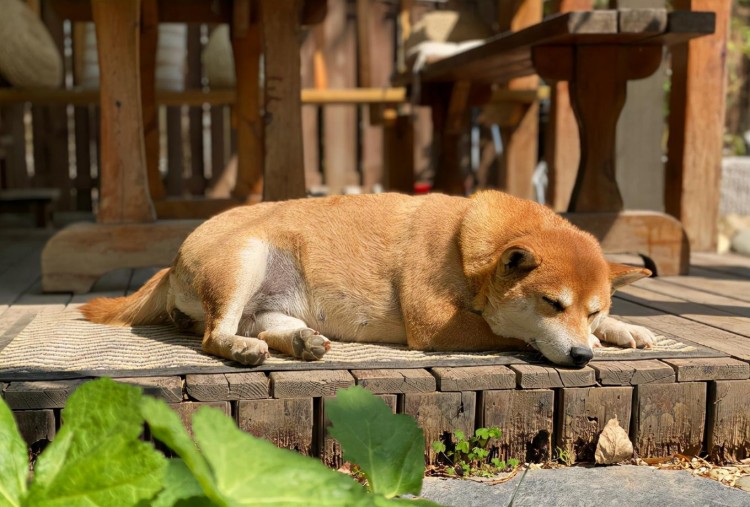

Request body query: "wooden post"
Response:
[140, 0, 164, 201]
[611, 0, 666, 212]
[666, 0, 730, 251]
[186, 24, 206, 195]
[495, 0, 542, 201]
[91, 0, 156, 223]
[260, 0, 307, 201]
[545, 0, 591, 211]
[322, 0, 358, 195]
[231, 0, 264, 202]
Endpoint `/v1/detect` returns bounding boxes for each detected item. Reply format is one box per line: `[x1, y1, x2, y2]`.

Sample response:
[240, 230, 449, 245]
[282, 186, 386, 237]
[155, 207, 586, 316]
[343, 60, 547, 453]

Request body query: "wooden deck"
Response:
[1, 230, 749, 464]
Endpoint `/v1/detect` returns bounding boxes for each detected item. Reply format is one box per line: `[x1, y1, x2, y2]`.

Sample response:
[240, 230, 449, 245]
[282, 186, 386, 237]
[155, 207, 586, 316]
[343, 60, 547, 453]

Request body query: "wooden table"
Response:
[395, 8, 715, 276]
[40, 0, 325, 293]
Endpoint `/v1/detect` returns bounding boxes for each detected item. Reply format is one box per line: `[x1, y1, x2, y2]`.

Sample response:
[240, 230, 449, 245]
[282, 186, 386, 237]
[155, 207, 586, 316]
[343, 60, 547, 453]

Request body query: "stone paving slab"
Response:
[420, 466, 750, 507]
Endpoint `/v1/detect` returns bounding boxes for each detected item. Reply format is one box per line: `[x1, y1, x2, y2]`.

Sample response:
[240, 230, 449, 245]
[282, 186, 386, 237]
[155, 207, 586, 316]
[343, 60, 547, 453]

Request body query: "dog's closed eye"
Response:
[589, 310, 600, 319]
[543, 296, 565, 312]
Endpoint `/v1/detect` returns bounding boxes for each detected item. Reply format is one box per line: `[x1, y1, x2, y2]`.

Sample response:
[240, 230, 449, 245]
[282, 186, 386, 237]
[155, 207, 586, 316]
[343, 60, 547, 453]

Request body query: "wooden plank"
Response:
[237, 398, 314, 455]
[690, 252, 750, 278]
[350, 369, 435, 394]
[557, 386, 633, 463]
[271, 370, 354, 399]
[659, 267, 750, 303]
[168, 401, 230, 436]
[610, 297, 750, 361]
[13, 409, 56, 446]
[633, 382, 706, 457]
[706, 380, 750, 462]
[321, 0, 358, 195]
[185, 372, 270, 401]
[639, 276, 750, 318]
[261, 0, 307, 200]
[666, 0, 729, 251]
[114, 376, 182, 402]
[92, 0, 155, 223]
[382, 114, 414, 193]
[617, 283, 750, 338]
[481, 389, 554, 463]
[431, 366, 515, 392]
[321, 393, 396, 469]
[590, 360, 675, 385]
[510, 364, 595, 388]
[4, 380, 86, 409]
[662, 358, 750, 382]
[403, 391, 476, 464]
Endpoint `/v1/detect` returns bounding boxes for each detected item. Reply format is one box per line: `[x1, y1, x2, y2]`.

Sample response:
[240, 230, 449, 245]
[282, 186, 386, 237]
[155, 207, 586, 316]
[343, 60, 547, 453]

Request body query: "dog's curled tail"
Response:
[80, 268, 171, 326]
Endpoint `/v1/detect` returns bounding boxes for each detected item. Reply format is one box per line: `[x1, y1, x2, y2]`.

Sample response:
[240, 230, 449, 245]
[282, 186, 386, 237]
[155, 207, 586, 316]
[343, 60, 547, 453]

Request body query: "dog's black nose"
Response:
[570, 346, 593, 367]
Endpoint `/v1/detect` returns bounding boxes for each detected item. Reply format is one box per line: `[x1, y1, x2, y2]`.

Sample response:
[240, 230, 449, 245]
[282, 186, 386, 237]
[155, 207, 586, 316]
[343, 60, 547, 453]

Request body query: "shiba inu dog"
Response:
[81, 191, 655, 367]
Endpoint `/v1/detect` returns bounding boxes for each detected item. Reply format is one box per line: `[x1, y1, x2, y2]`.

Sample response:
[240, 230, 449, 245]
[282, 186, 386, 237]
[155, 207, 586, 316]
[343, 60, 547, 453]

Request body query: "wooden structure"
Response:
[2, 231, 750, 464]
[395, 6, 717, 276]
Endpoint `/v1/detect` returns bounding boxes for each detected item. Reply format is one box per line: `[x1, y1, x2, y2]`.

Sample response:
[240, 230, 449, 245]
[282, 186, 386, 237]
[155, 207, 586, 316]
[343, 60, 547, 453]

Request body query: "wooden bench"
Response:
[394, 8, 716, 276]
[0, 189, 60, 227]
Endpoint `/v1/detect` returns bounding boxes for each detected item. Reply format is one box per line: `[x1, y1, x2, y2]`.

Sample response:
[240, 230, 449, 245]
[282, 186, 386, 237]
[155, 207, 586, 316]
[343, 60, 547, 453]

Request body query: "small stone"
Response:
[731, 228, 750, 256]
[736, 476, 750, 492]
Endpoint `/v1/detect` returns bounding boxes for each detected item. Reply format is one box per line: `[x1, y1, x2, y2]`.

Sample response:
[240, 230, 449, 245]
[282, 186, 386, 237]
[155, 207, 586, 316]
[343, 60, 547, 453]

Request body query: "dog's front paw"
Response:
[595, 319, 656, 349]
[292, 328, 331, 361]
[230, 337, 270, 365]
[588, 334, 602, 349]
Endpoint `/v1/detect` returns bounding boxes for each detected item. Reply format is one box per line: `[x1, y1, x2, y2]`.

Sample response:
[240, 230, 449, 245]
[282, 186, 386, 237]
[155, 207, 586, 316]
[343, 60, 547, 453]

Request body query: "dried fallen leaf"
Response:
[595, 417, 633, 465]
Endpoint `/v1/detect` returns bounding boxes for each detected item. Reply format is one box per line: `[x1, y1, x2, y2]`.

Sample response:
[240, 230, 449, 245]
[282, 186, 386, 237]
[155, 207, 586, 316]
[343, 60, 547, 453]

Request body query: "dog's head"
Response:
[460, 191, 650, 367]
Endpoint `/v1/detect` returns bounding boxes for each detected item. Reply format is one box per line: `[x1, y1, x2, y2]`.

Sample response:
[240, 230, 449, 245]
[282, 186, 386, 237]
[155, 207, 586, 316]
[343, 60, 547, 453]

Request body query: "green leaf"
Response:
[151, 459, 211, 507]
[487, 428, 502, 439]
[431, 441, 445, 454]
[507, 458, 520, 468]
[191, 406, 376, 506]
[474, 428, 489, 440]
[455, 441, 470, 454]
[140, 397, 222, 505]
[453, 431, 465, 442]
[326, 386, 425, 499]
[26, 378, 166, 507]
[0, 398, 28, 507]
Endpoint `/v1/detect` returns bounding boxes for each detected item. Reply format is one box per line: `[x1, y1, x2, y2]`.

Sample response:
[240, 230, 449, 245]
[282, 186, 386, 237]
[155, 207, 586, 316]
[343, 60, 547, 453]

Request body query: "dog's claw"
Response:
[292, 328, 331, 361]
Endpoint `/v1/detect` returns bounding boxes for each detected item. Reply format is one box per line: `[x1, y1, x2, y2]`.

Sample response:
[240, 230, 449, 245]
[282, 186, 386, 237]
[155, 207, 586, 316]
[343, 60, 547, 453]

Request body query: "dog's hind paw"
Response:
[292, 328, 331, 361]
[230, 337, 270, 365]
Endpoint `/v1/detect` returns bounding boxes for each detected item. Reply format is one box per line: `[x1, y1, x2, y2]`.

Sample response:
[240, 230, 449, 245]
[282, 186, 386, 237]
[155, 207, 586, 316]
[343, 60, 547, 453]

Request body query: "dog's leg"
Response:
[200, 239, 271, 366]
[254, 312, 331, 361]
[593, 316, 655, 349]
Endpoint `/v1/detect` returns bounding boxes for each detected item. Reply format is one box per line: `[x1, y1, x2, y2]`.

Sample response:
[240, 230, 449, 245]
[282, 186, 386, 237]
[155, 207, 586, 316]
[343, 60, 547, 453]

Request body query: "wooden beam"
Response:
[261, 0, 307, 200]
[666, 0, 729, 251]
[91, 0, 155, 223]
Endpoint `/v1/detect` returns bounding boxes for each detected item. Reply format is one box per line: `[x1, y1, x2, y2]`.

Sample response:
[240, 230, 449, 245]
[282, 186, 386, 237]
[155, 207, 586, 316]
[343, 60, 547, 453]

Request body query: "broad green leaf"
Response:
[26, 378, 166, 507]
[326, 386, 425, 499]
[192, 406, 376, 506]
[0, 398, 28, 507]
[151, 459, 211, 507]
[140, 397, 222, 505]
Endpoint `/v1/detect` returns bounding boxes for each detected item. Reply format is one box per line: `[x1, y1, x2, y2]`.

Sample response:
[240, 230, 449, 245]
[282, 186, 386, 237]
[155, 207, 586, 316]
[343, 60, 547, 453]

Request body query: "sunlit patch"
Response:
[557, 288, 573, 308]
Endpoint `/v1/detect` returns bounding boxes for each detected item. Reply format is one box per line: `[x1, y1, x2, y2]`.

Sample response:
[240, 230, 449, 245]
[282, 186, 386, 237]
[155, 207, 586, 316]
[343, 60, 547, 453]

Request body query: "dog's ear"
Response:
[609, 263, 651, 291]
[500, 245, 539, 275]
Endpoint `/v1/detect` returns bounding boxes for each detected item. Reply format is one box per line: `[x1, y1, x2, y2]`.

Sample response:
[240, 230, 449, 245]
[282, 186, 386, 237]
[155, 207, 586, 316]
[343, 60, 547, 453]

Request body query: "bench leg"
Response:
[41, 221, 200, 293]
[430, 81, 470, 195]
[561, 211, 689, 276]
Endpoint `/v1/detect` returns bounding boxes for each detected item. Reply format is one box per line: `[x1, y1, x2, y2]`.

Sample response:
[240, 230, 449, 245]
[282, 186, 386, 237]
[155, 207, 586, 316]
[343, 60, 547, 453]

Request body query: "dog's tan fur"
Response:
[81, 191, 654, 367]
